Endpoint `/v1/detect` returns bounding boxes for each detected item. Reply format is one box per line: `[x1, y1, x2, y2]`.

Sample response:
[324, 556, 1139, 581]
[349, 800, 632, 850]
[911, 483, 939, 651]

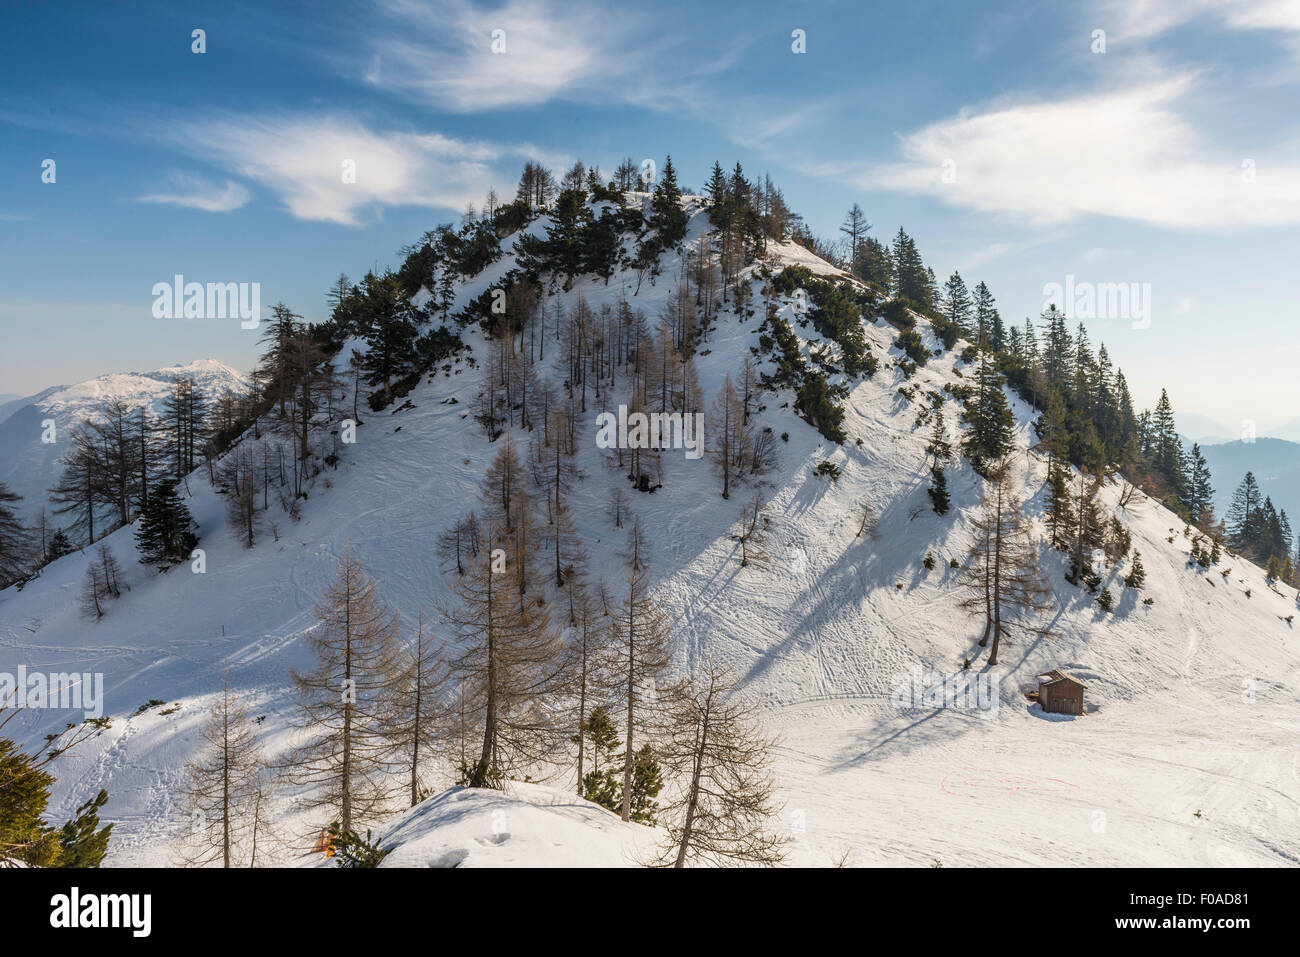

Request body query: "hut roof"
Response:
[1036, 669, 1086, 688]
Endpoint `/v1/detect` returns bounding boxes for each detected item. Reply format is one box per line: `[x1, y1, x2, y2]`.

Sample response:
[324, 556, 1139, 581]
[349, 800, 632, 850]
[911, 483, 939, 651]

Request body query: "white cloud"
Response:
[1101, 0, 1300, 41]
[160, 114, 546, 225]
[862, 77, 1300, 229]
[359, 0, 668, 112]
[139, 172, 250, 212]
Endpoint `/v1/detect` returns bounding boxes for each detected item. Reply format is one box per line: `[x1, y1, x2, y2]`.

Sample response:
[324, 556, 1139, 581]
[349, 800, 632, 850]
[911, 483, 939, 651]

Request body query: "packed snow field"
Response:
[2, 202, 1298, 867]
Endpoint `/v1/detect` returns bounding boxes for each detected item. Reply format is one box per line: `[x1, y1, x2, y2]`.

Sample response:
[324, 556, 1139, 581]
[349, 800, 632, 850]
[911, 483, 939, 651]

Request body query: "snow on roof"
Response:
[1038, 670, 1086, 687]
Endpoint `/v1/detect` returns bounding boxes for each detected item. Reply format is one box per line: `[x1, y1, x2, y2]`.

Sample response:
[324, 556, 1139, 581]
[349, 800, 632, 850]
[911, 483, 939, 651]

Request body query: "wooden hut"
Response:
[1036, 670, 1085, 715]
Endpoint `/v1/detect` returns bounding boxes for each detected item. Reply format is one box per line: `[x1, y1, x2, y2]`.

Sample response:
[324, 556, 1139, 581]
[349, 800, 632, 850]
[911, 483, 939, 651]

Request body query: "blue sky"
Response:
[2, 0, 1298, 431]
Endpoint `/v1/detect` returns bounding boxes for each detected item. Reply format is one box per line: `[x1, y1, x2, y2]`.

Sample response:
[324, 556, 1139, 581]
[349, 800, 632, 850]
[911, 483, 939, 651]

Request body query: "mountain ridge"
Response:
[2, 197, 1297, 867]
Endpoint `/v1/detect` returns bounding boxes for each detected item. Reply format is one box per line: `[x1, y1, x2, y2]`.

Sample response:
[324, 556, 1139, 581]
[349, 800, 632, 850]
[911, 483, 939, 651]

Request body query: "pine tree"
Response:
[649, 155, 687, 247]
[0, 721, 112, 866]
[1186, 443, 1214, 525]
[961, 352, 1015, 475]
[620, 743, 664, 825]
[161, 375, 210, 483]
[971, 280, 996, 347]
[1045, 462, 1075, 551]
[360, 274, 421, 394]
[259, 304, 304, 416]
[1124, 551, 1146, 589]
[926, 408, 952, 466]
[941, 271, 973, 338]
[928, 467, 950, 515]
[577, 704, 622, 808]
[134, 481, 198, 568]
[1227, 471, 1263, 551]
[46, 528, 73, 562]
[1150, 389, 1187, 506]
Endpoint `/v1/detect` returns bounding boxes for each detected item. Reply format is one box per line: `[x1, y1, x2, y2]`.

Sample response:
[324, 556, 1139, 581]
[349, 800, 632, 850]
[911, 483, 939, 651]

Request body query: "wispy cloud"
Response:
[356, 0, 711, 112]
[1099, 0, 1300, 41]
[157, 113, 552, 225]
[139, 172, 251, 212]
[860, 76, 1300, 229]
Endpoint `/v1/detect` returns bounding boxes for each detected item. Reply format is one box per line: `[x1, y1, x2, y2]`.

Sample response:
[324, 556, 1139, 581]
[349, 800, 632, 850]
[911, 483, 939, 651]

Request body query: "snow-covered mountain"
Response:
[2, 199, 1297, 868]
[0, 359, 249, 524]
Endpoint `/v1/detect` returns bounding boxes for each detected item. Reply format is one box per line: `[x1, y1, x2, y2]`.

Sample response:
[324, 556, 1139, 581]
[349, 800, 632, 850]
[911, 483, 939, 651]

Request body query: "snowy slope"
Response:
[374, 784, 648, 868]
[2, 202, 1298, 868]
[0, 359, 249, 525]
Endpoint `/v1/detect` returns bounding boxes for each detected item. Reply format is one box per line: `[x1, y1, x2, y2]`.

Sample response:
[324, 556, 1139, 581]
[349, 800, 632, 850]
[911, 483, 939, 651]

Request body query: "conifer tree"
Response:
[956, 461, 1051, 664]
[1228, 471, 1263, 551]
[961, 352, 1015, 475]
[928, 466, 951, 516]
[79, 544, 124, 620]
[611, 520, 673, 822]
[710, 373, 750, 498]
[0, 719, 112, 866]
[563, 582, 615, 794]
[287, 549, 405, 831]
[971, 281, 996, 347]
[1068, 472, 1107, 582]
[161, 376, 210, 483]
[649, 662, 787, 867]
[649, 155, 687, 247]
[441, 516, 565, 788]
[134, 480, 198, 568]
[0, 482, 30, 588]
[926, 408, 952, 467]
[839, 204, 871, 265]
[1045, 462, 1075, 551]
[178, 676, 269, 867]
[389, 608, 451, 807]
[1150, 389, 1187, 506]
[942, 271, 973, 338]
[1124, 551, 1146, 589]
[46, 528, 73, 562]
[575, 705, 624, 811]
[50, 424, 103, 545]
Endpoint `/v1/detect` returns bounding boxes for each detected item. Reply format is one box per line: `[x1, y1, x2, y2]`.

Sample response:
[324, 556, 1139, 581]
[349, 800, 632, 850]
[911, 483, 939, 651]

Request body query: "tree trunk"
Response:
[674, 699, 710, 868]
[988, 482, 1005, 666]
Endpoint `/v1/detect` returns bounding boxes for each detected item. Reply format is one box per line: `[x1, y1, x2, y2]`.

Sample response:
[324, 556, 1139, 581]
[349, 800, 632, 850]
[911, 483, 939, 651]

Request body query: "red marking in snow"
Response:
[940, 767, 1080, 799]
